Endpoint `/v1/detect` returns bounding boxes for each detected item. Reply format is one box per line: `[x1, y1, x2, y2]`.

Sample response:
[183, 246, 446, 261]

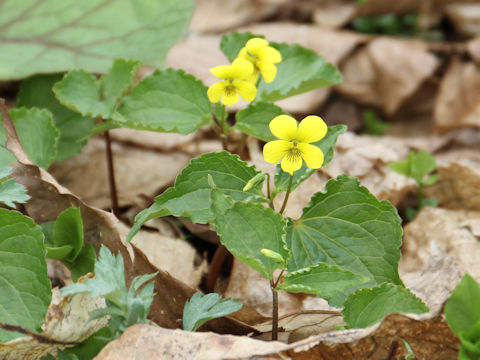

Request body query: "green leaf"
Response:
[183, 292, 243, 332]
[127, 151, 264, 242]
[17, 74, 96, 161]
[64, 327, 112, 360]
[220, 32, 263, 62]
[210, 189, 288, 279]
[46, 245, 74, 260]
[234, 102, 288, 142]
[53, 59, 141, 119]
[278, 263, 369, 300]
[53, 207, 84, 262]
[69, 245, 96, 282]
[256, 42, 343, 102]
[0, 166, 30, 207]
[61, 245, 126, 301]
[286, 175, 403, 306]
[273, 125, 346, 195]
[0, 209, 51, 342]
[0, 0, 194, 80]
[363, 110, 389, 136]
[115, 69, 212, 135]
[388, 150, 437, 184]
[8, 108, 59, 169]
[342, 283, 429, 328]
[445, 274, 480, 335]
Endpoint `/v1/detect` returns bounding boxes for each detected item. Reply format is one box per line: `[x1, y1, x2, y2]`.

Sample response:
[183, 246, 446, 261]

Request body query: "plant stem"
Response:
[266, 173, 274, 210]
[279, 175, 293, 215]
[218, 105, 228, 151]
[104, 129, 120, 218]
[270, 279, 279, 341]
[206, 244, 229, 293]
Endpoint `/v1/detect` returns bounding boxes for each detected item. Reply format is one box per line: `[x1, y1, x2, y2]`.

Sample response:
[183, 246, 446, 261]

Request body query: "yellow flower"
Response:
[263, 115, 327, 175]
[207, 58, 257, 106]
[238, 38, 282, 83]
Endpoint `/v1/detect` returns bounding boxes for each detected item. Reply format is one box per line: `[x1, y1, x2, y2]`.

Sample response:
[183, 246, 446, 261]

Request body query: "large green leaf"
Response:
[273, 125, 346, 195]
[53, 58, 141, 119]
[17, 74, 96, 161]
[0, 0, 194, 80]
[342, 283, 429, 328]
[278, 263, 369, 301]
[115, 69, 212, 135]
[256, 42, 342, 102]
[9, 108, 59, 169]
[286, 175, 403, 305]
[0, 209, 51, 342]
[210, 190, 288, 279]
[127, 151, 264, 242]
[445, 274, 480, 336]
[234, 102, 288, 142]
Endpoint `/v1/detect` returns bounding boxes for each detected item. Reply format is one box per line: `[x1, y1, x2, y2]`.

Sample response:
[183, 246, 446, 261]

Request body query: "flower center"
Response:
[286, 147, 301, 163]
[224, 85, 236, 96]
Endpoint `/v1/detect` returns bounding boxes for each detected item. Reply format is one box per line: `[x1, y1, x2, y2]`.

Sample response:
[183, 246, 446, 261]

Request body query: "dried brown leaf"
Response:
[434, 59, 480, 131]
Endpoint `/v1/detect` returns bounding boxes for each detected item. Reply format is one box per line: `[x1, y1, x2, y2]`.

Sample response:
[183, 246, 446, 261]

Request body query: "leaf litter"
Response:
[5, 0, 480, 358]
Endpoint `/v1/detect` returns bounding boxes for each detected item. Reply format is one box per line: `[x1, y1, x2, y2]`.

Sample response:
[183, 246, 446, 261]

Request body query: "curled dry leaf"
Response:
[434, 59, 480, 131]
[95, 314, 458, 360]
[425, 149, 480, 210]
[445, 3, 480, 36]
[402, 206, 480, 280]
[0, 289, 107, 360]
[339, 38, 439, 115]
[95, 323, 288, 360]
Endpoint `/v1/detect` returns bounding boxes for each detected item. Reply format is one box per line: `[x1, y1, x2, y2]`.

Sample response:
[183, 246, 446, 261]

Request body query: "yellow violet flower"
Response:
[207, 58, 257, 106]
[263, 115, 327, 175]
[238, 38, 282, 83]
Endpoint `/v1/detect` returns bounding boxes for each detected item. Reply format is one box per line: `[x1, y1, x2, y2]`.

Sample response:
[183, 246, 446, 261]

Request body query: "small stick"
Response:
[103, 128, 120, 218]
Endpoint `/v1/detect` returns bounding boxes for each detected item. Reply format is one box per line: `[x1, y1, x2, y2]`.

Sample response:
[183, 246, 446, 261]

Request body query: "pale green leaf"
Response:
[53, 59, 140, 119]
[234, 102, 288, 142]
[53, 207, 84, 262]
[0, 166, 30, 207]
[278, 263, 369, 300]
[0, 0, 194, 80]
[0, 209, 51, 342]
[445, 274, 480, 335]
[183, 292, 243, 332]
[17, 74, 96, 161]
[286, 175, 403, 306]
[210, 190, 288, 279]
[9, 108, 59, 169]
[273, 125, 346, 195]
[342, 283, 429, 328]
[127, 151, 264, 242]
[256, 42, 343, 102]
[115, 69, 212, 135]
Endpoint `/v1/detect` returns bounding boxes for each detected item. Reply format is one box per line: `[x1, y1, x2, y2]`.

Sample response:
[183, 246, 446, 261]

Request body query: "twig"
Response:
[103, 128, 120, 218]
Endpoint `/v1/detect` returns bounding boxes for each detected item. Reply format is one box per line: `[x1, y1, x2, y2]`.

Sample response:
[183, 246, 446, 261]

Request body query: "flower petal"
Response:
[221, 88, 239, 106]
[258, 46, 282, 64]
[233, 80, 257, 102]
[257, 61, 277, 83]
[229, 58, 254, 79]
[207, 81, 228, 103]
[296, 115, 328, 143]
[210, 64, 232, 79]
[269, 115, 298, 141]
[281, 149, 303, 175]
[263, 140, 292, 164]
[246, 38, 269, 56]
[298, 142, 324, 169]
